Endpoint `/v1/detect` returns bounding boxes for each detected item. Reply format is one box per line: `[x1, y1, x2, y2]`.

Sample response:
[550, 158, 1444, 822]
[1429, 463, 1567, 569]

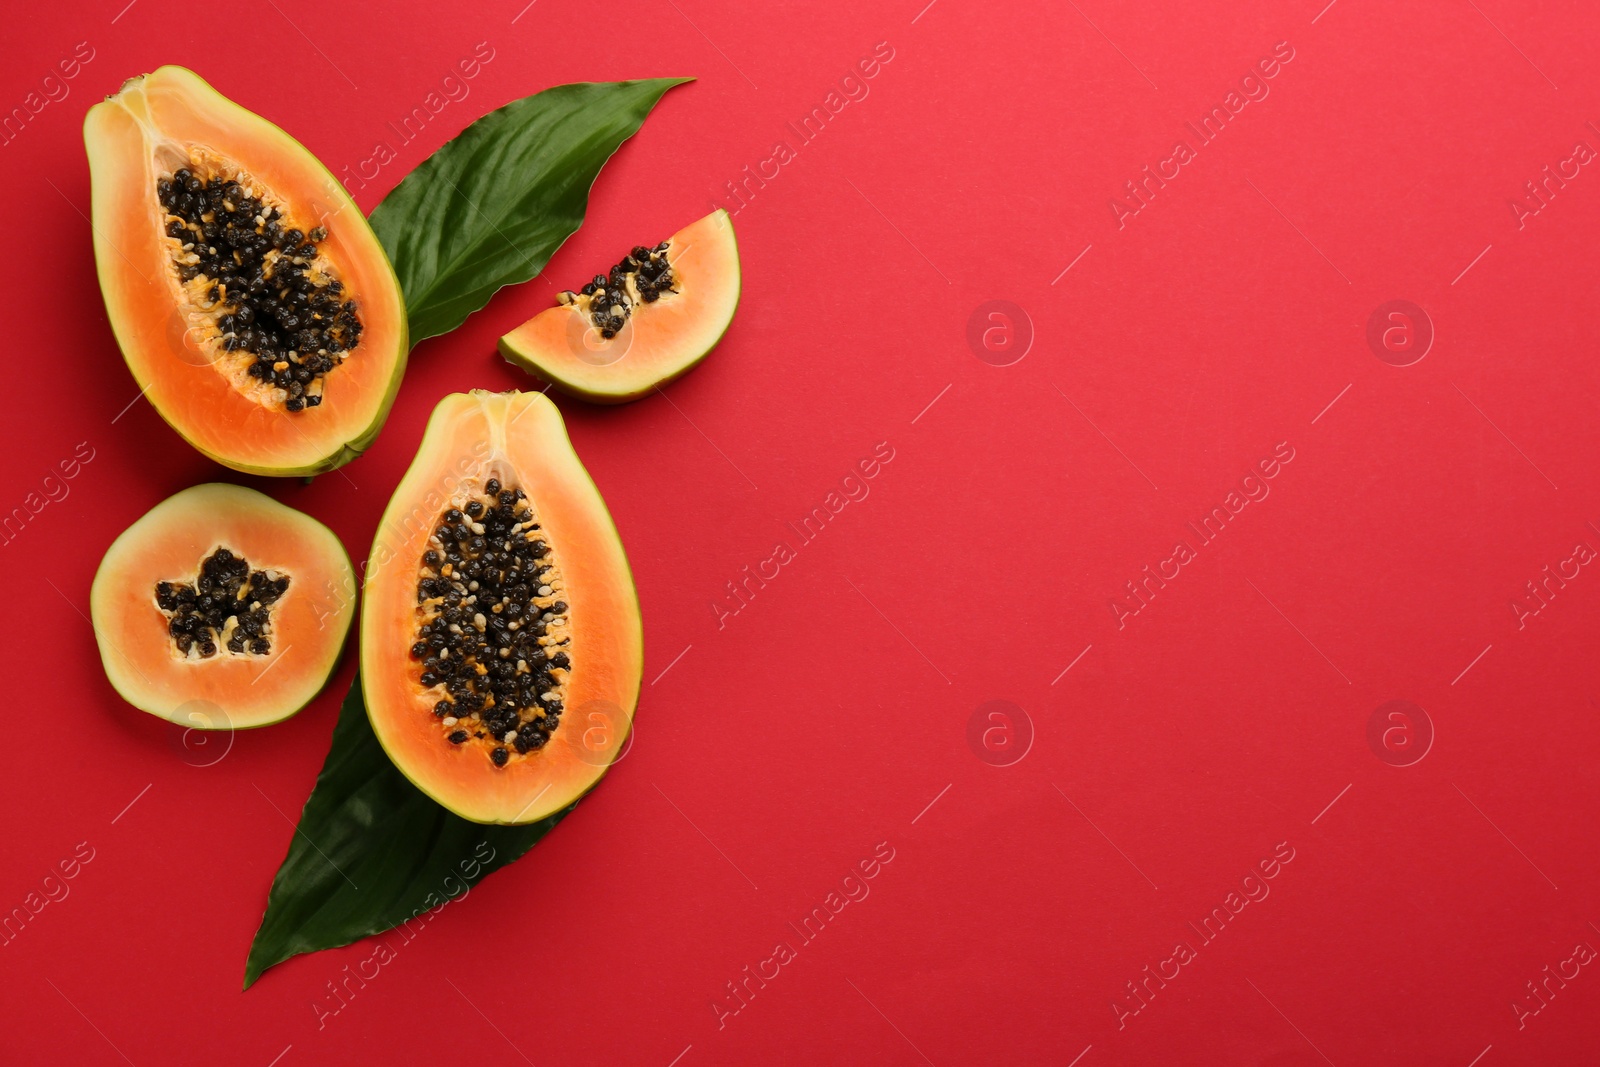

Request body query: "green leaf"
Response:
[244, 674, 577, 988]
[369, 78, 692, 345]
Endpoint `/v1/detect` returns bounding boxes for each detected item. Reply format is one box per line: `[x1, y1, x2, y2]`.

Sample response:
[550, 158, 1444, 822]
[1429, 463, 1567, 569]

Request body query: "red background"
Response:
[5, 0, 1600, 1063]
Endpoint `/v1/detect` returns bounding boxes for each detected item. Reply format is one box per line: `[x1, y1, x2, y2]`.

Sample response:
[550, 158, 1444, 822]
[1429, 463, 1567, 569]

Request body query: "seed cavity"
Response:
[413, 478, 571, 766]
[157, 164, 363, 413]
[154, 547, 288, 658]
[558, 242, 676, 340]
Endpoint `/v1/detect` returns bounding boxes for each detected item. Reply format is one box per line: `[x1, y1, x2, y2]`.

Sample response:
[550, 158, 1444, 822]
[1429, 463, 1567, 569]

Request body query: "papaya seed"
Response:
[157, 165, 362, 412]
[413, 481, 571, 764]
[154, 547, 286, 659]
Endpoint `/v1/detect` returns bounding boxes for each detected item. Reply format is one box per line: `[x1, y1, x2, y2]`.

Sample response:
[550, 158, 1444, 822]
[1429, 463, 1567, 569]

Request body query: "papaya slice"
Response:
[91, 484, 356, 729]
[362, 391, 642, 824]
[499, 209, 739, 403]
[85, 66, 407, 476]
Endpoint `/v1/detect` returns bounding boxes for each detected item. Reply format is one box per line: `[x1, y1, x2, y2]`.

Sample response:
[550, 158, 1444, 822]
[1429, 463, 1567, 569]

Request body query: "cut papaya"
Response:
[499, 209, 739, 403]
[91, 484, 356, 729]
[85, 66, 407, 476]
[362, 390, 642, 824]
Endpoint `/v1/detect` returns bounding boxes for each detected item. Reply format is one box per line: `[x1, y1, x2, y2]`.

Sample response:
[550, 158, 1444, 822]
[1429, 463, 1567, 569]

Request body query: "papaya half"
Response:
[499, 209, 739, 402]
[362, 391, 642, 824]
[91, 484, 356, 729]
[85, 66, 407, 476]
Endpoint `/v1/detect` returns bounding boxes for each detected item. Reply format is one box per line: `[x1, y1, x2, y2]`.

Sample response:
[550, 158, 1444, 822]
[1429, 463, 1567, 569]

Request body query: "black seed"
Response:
[410, 482, 572, 750]
[491, 747, 508, 766]
[449, 730, 469, 744]
[157, 166, 356, 413]
[155, 549, 285, 659]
